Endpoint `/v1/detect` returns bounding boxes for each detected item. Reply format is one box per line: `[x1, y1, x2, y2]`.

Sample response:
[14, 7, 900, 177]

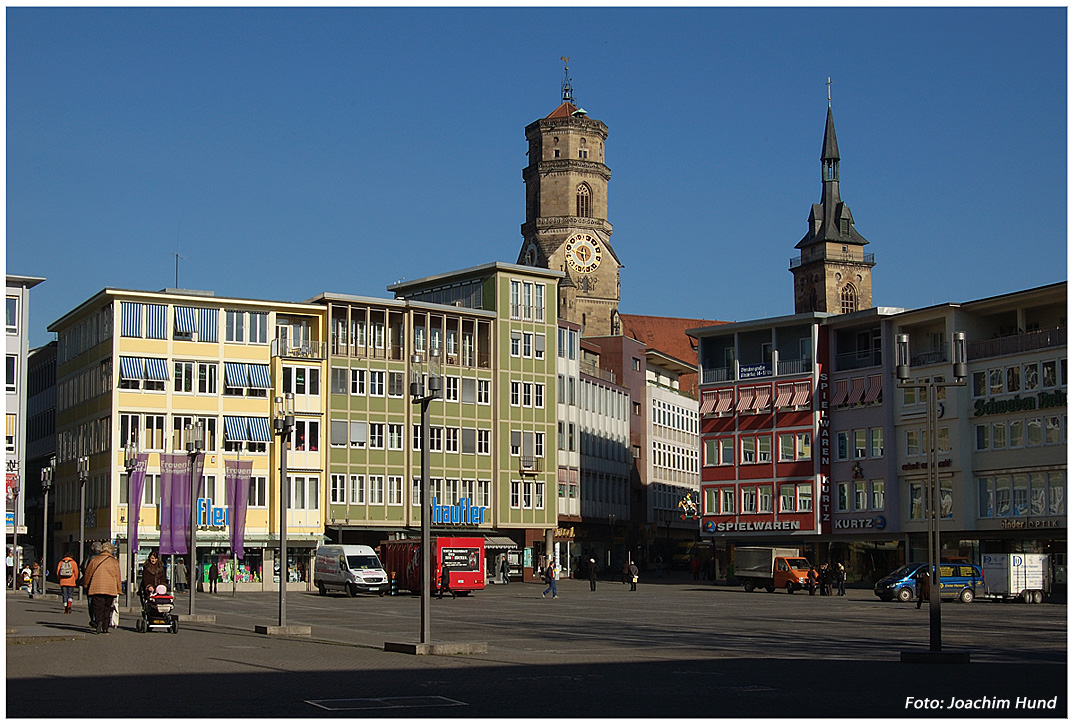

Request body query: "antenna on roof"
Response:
[173, 214, 184, 288]
[560, 56, 574, 104]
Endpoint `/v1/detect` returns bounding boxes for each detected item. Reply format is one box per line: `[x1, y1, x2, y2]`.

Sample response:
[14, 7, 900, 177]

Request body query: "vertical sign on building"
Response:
[816, 325, 832, 535]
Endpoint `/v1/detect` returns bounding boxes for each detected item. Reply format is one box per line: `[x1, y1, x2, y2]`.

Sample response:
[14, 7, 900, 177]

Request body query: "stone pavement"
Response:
[6, 576, 1067, 718]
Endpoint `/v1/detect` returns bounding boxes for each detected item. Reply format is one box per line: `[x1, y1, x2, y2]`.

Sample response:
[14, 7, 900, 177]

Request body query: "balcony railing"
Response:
[968, 327, 1066, 361]
[701, 367, 732, 384]
[910, 345, 948, 367]
[271, 339, 327, 361]
[580, 361, 617, 384]
[789, 250, 875, 269]
[835, 349, 882, 372]
[520, 457, 543, 474]
[775, 357, 811, 376]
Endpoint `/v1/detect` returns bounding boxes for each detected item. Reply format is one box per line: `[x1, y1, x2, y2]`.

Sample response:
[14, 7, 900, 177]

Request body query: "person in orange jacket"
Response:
[56, 550, 80, 614]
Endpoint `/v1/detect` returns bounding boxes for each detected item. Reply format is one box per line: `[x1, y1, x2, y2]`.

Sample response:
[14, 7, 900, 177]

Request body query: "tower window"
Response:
[840, 220, 849, 235]
[576, 184, 592, 218]
[578, 150, 588, 159]
[554, 149, 560, 159]
[840, 284, 857, 314]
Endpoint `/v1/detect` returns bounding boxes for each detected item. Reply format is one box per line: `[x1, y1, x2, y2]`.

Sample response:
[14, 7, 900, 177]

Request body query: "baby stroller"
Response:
[136, 584, 178, 634]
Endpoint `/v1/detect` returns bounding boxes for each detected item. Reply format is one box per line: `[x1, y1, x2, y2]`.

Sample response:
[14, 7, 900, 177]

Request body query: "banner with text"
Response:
[224, 459, 252, 560]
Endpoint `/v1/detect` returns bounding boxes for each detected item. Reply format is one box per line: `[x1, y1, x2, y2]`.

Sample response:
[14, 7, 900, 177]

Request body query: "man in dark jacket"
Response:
[588, 558, 599, 591]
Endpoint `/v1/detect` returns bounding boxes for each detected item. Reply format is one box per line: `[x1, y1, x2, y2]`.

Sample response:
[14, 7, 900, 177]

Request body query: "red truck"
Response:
[382, 537, 486, 595]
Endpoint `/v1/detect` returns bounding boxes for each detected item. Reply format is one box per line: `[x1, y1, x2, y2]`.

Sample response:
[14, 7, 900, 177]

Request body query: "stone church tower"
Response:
[518, 65, 621, 337]
[791, 102, 876, 314]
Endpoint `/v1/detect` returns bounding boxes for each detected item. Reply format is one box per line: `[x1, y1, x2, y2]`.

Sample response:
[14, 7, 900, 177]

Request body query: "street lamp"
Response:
[124, 442, 139, 609]
[895, 331, 966, 654]
[9, 485, 19, 591]
[273, 393, 294, 627]
[77, 455, 89, 599]
[185, 422, 205, 616]
[40, 458, 54, 598]
[410, 351, 441, 645]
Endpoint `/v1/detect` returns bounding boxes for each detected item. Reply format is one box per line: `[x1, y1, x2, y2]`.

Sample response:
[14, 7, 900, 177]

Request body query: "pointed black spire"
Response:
[822, 106, 840, 163]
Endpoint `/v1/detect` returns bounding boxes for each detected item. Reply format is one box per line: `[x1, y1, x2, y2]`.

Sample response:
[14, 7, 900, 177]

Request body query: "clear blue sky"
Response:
[7, 7, 1067, 348]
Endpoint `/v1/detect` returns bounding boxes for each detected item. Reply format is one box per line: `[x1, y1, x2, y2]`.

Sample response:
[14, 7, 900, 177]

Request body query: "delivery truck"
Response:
[981, 553, 1050, 604]
[381, 537, 486, 595]
[733, 546, 813, 593]
[313, 545, 389, 597]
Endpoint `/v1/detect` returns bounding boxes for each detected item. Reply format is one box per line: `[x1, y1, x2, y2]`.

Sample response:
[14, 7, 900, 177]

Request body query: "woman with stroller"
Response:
[140, 551, 168, 595]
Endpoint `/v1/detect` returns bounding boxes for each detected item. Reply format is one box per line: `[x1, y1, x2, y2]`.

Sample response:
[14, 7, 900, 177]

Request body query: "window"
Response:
[197, 362, 218, 394]
[369, 476, 384, 505]
[721, 438, 734, 465]
[840, 284, 857, 314]
[522, 383, 532, 407]
[837, 482, 849, 512]
[460, 377, 475, 403]
[868, 429, 883, 457]
[797, 484, 813, 512]
[387, 476, 402, 506]
[906, 430, 920, 456]
[836, 432, 848, 461]
[522, 481, 532, 508]
[225, 310, 246, 342]
[779, 434, 795, 461]
[388, 424, 404, 450]
[510, 331, 521, 357]
[174, 361, 195, 393]
[369, 371, 384, 396]
[758, 485, 773, 513]
[388, 372, 405, 397]
[6, 297, 18, 334]
[429, 427, 443, 452]
[576, 183, 591, 217]
[368, 423, 384, 449]
[535, 384, 545, 408]
[757, 435, 771, 463]
[350, 475, 365, 505]
[6, 355, 16, 394]
[445, 427, 459, 453]
[330, 420, 347, 447]
[535, 333, 545, 359]
[248, 476, 267, 507]
[145, 415, 165, 450]
[853, 429, 866, 459]
[477, 429, 490, 455]
[854, 481, 868, 510]
[330, 474, 346, 504]
[720, 488, 735, 515]
[510, 481, 520, 508]
[741, 487, 757, 513]
[477, 380, 490, 405]
[510, 381, 520, 406]
[292, 419, 320, 452]
[350, 369, 365, 395]
[780, 484, 795, 512]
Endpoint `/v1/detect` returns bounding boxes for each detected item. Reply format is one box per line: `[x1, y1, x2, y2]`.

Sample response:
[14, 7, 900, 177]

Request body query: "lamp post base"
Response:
[384, 640, 488, 656]
[254, 624, 311, 637]
[900, 650, 971, 664]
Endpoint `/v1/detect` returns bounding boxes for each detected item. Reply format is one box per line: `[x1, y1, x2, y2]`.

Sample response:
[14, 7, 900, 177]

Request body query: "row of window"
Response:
[704, 483, 814, 515]
[509, 381, 546, 408]
[508, 280, 547, 323]
[975, 416, 1065, 450]
[652, 398, 699, 435]
[835, 428, 884, 460]
[328, 421, 496, 455]
[329, 474, 407, 506]
[557, 327, 580, 360]
[971, 359, 1065, 398]
[509, 331, 546, 359]
[652, 441, 699, 475]
[331, 368, 494, 404]
[835, 480, 886, 512]
[119, 302, 270, 345]
[509, 479, 546, 509]
[703, 432, 812, 466]
[977, 471, 1065, 518]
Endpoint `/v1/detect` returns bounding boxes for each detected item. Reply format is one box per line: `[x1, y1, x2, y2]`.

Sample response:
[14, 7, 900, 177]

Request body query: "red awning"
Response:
[831, 379, 849, 406]
[700, 391, 718, 415]
[790, 382, 811, 407]
[774, 384, 793, 408]
[736, 387, 755, 412]
[753, 385, 771, 411]
[714, 389, 734, 414]
[846, 377, 866, 405]
[863, 374, 883, 404]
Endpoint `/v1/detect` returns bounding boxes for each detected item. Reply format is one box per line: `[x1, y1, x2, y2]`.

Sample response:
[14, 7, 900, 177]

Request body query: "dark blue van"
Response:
[873, 562, 983, 603]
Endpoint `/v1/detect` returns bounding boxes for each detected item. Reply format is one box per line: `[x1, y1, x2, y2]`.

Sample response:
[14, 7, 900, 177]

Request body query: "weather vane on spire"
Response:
[561, 56, 574, 104]
[827, 77, 832, 107]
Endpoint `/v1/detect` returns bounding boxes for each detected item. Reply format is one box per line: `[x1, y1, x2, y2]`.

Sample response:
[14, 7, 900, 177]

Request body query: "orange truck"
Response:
[734, 546, 813, 593]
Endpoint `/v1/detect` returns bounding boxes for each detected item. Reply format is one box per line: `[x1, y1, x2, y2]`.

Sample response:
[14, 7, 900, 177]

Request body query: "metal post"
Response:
[187, 423, 204, 617]
[124, 446, 136, 609]
[40, 466, 51, 598]
[420, 396, 431, 644]
[77, 456, 88, 599]
[279, 422, 288, 627]
[11, 487, 19, 591]
[928, 379, 942, 651]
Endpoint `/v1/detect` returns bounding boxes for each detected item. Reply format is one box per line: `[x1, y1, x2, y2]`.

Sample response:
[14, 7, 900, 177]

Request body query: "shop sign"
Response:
[739, 363, 772, 380]
[974, 390, 1066, 417]
[715, 520, 802, 532]
[554, 527, 575, 539]
[834, 516, 886, 530]
[430, 496, 486, 525]
[999, 518, 1063, 530]
[197, 497, 229, 528]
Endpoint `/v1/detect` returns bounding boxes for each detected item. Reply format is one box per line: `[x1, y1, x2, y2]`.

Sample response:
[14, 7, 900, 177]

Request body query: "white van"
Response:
[314, 545, 388, 597]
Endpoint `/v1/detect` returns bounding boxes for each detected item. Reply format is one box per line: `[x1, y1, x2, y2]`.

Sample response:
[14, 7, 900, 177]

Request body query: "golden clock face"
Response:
[564, 233, 602, 273]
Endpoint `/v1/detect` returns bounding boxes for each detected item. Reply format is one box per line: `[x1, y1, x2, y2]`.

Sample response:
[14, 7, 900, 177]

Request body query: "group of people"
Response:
[805, 562, 847, 596]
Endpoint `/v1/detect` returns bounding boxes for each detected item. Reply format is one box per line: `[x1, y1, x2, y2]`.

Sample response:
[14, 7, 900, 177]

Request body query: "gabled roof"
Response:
[546, 101, 580, 119]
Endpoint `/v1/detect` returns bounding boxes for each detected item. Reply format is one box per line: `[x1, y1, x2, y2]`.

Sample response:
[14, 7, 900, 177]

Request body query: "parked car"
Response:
[873, 562, 982, 603]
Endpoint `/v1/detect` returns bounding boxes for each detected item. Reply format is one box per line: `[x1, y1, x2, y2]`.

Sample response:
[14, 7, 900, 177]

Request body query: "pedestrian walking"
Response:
[208, 561, 218, 593]
[57, 551, 79, 613]
[807, 566, 818, 596]
[836, 563, 847, 596]
[80, 541, 102, 627]
[588, 558, 598, 591]
[915, 568, 930, 609]
[499, 555, 510, 585]
[820, 563, 833, 596]
[628, 561, 639, 591]
[174, 559, 187, 593]
[140, 550, 167, 595]
[6, 548, 14, 588]
[82, 542, 121, 634]
[437, 565, 456, 599]
[541, 561, 557, 599]
[30, 561, 42, 598]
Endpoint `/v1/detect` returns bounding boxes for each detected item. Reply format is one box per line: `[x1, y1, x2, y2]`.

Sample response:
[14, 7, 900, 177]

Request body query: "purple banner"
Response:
[158, 454, 192, 556]
[129, 453, 150, 554]
[224, 460, 253, 560]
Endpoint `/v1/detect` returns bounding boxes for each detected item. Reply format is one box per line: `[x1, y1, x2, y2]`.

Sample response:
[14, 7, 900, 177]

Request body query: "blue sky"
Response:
[7, 7, 1067, 348]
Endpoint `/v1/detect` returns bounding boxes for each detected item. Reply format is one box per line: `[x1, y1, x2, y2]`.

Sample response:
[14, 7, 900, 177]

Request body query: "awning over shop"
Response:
[484, 536, 519, 549]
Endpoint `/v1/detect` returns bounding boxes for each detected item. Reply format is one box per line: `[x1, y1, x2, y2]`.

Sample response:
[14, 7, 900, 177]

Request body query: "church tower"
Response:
[791, 96, 876, 315]
[518, 62, 621, 336]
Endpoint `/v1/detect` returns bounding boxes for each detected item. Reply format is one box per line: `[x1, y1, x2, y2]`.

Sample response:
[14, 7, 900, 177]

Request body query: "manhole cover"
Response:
[306, 696, 467, 711]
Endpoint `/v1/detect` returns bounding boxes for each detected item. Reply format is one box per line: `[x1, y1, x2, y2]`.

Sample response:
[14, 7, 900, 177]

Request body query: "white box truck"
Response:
[733, 546, 812, 593]
[981, 553, 1050, 604]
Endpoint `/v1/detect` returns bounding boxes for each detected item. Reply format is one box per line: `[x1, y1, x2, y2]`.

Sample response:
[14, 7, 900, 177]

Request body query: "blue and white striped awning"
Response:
[248, 417, 272, 442]
[120, 302, 142, 338]
[223, 416, 249, 442]
[174, 306, 197, 334]
[248, 364, 271, 389]
[144, 358, 170, 381]
[119, 356, 144, 380]
[224, 363, 248, 387]
[198, 308, 218, 342]
[146, 304, 167, 340]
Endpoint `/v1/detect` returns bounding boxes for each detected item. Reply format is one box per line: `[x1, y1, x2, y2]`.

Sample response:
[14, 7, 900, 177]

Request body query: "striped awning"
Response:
[735, 387, 755, 412]
[121, 302, 142, 338]
[774, 384, 794, 408]
[699, 391, 718, 415]
[146, 304, 167, 340]
[753, 385, 771, 411]
[144, 358, 169, 381]
[198, 308, 219, 342]
[846, 377, 866, 405]
[174, 306, 198, 334]
[248, 364, 271, 389]
[6, 413, 16, 437]
[223, 416, 249, 442]
[119, 356, 144, 380]
[831, 379, 849, 406]
[484, 536, 519, 550]
[790, 382, 811, 407]
[248, 417, 272, 442]
[863, 374, 883, 404]
[225, 363, 249, 387]
[714, 389, 734, 414]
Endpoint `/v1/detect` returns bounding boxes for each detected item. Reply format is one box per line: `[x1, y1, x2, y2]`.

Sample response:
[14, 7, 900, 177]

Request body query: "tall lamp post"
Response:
[409, 351, 441, 645]
[895, 331, 966, 653]
[77, 455, 89, 599]
[273, 393, 294, 627]
[10, 485, 19, 590]
[124, 442, 139, 609]
[185, 422, 205, 616]
[40, 459, 54, 596]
